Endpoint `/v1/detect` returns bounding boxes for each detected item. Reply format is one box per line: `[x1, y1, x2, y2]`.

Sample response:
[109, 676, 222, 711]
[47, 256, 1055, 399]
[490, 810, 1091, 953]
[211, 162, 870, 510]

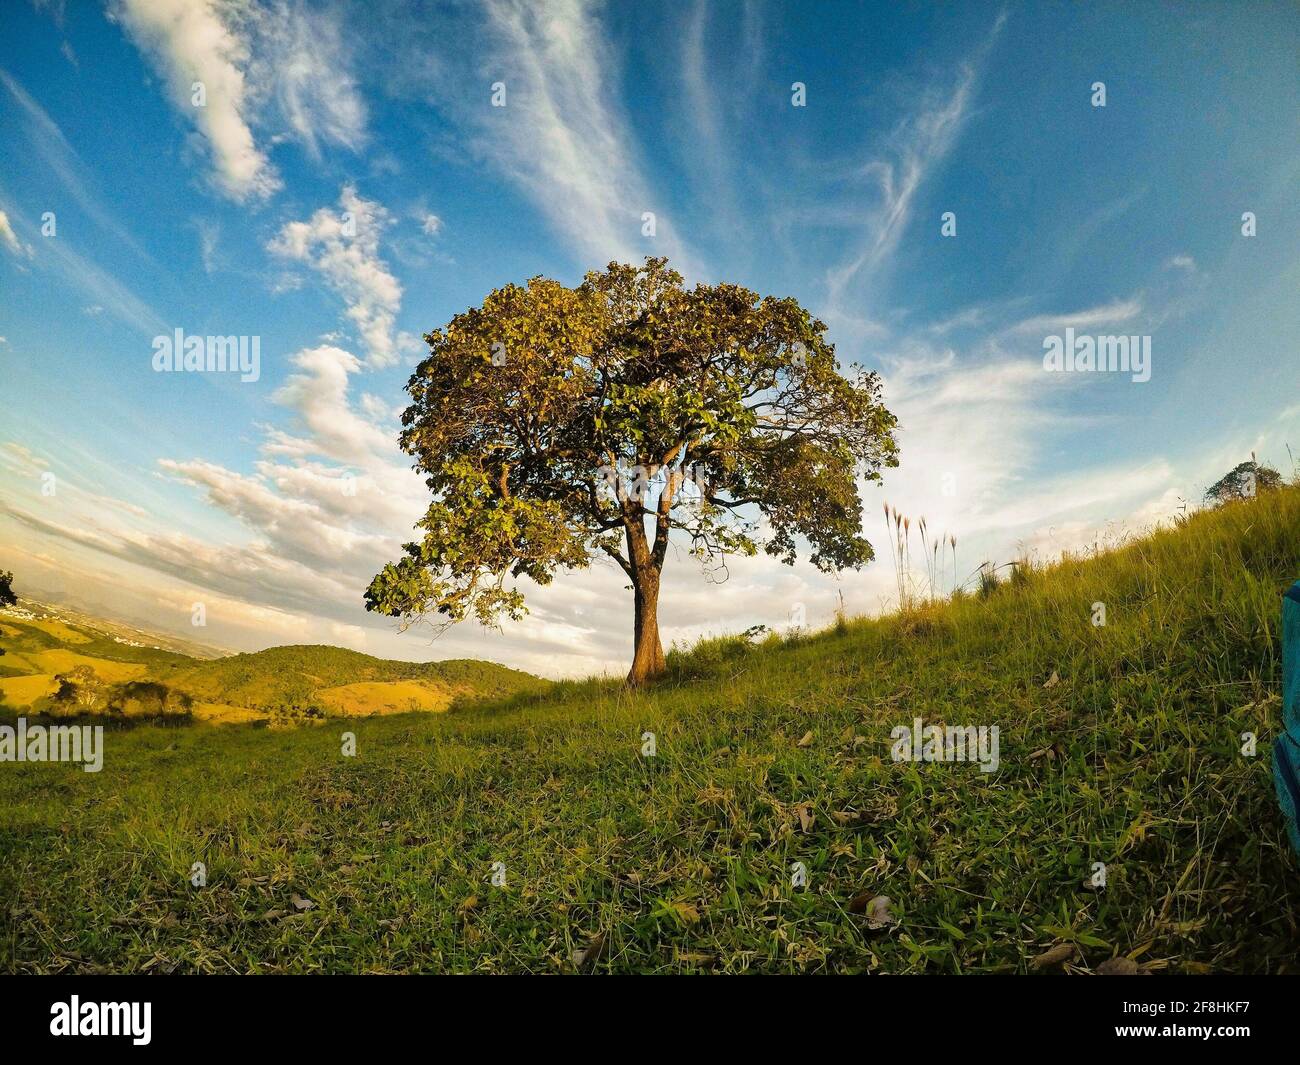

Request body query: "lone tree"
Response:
[0, 571, 14, 658]
[366, 259, 899, 684]
[1205, 458, 1282, 506]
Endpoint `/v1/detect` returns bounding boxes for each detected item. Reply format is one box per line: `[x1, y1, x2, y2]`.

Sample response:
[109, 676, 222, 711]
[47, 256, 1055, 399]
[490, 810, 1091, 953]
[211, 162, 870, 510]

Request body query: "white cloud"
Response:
[110, 0, 281, 202]
[267, 186, 404, 367]
[270, 345, 395, 464]
[419, 211, 443, 237]
[195, 218, 220, 273]
[1, 442, 50, 477]
[250, 0, 367, 159]
[0, 209, 33, 258]
[464, 0, 701, 272]
[110, 0, 367, 202]
[0, 67, 153, 259]
[826, 75, 974, 306]
[1010, 297, 1144, 335]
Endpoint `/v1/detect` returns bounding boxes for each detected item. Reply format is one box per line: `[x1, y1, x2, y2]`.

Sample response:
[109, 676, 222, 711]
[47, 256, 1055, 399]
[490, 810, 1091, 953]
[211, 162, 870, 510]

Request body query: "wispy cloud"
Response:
[0, 194, 165, 334]
[250, 0, 367, 159]
[1009, 296, 1144, 335]
[823, 10, 1007, 327]
[0, 208, 33, 258]
[0, 67, 151, 258]
[109, 0, 281, 202]
[108, 0, 367, 202]
[460, 0, 701, 272]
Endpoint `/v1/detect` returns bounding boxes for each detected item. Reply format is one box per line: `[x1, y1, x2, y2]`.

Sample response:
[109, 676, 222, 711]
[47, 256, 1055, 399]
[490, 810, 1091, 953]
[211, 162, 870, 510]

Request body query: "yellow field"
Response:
[18, 618, 93, 644]
[0, 651, 148, 710]
[191, 702, 267, 725]
[21, 650, 147, 682]
[0, 673, 59, 708]
[317, 680, 458, 716]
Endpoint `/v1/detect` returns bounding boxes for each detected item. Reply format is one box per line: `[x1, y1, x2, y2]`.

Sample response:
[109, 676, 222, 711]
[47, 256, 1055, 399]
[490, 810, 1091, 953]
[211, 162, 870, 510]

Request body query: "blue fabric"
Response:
[1275, 581, 1300, 856]
[1285, 582, 1300, 737]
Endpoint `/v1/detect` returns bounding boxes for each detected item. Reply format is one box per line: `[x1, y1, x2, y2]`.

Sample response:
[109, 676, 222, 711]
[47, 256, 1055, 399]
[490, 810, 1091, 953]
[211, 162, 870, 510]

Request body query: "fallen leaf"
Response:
[290, 894, 315, 912]
[571, 931, 607, 969]
[795, 803, 815, 833]
[1044, 671, 1060, 689]
[796, 730, 814, 748]
[1031, 942, 1078, 969]
[860, 895, 895, 930]
[1096, 956, 1141, 975]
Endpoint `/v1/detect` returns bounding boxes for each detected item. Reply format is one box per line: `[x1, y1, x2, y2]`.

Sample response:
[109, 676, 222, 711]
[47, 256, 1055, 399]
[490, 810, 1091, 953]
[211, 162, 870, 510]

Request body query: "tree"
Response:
[108, 680, 194, 722]
[1205, 459, 1282, 506]
[0, 571, 14, 658]
[367, 258, 899, 684]
[50, 665, 107, 716]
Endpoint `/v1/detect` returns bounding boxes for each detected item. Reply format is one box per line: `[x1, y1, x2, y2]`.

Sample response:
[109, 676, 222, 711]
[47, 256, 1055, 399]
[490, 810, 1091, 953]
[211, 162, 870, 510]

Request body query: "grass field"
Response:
[1, 487, 1298, 973]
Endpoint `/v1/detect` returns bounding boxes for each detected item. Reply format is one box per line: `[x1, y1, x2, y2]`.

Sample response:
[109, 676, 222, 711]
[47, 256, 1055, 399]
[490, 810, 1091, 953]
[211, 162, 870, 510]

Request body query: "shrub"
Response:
[108, 680, 194, 723]
[977, 563, 1000, 599]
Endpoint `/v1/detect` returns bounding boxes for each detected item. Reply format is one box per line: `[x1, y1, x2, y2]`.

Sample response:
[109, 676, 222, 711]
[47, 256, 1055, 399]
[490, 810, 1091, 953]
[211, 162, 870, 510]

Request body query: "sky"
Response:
[1, 0, 1297, 678]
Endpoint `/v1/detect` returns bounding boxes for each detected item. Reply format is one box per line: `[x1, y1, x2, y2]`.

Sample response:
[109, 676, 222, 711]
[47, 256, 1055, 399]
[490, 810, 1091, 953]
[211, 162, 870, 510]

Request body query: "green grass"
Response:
[2, 487, 1298, 973]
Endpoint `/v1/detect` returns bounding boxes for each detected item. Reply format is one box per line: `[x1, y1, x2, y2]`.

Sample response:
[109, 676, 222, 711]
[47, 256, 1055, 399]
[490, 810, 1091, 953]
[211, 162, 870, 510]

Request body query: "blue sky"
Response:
[1, 0, 1297, 677]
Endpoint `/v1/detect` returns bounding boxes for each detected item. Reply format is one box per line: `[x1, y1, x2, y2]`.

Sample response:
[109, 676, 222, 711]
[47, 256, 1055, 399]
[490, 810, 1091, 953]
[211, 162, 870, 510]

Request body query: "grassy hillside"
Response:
[0, 610, 548, 720]
[0, 610, 195, 709]
[1, 487, 1298, 973]
[157, 644, 549, 713]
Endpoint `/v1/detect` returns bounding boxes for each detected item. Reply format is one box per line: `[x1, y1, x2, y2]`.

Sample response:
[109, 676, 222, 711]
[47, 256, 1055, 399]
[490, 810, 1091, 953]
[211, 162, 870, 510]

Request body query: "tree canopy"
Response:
[1205, 459, 1282, 506]
[366, 258, 899, 683]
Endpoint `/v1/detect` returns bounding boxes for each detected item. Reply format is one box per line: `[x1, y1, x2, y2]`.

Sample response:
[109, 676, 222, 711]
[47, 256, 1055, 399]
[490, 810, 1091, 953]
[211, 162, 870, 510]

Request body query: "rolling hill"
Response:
[156, 644, 549, 717]
[0, 609, 547, 721]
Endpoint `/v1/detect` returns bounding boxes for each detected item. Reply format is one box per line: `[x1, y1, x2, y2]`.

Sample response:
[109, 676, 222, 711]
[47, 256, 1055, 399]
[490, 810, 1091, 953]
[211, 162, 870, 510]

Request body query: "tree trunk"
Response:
[628, 571, 665, 685]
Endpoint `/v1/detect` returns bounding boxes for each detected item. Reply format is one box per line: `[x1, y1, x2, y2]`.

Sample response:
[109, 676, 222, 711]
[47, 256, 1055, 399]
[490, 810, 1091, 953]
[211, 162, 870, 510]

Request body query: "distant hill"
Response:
[10, 598, 230, 660]
[157, 644, 548, 714]
[0, 606, 547, 721]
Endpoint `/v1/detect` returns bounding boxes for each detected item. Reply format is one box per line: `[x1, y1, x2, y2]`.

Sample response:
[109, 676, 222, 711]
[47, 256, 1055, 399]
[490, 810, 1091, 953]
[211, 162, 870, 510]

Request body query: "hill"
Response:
[157, 644, 549, 716]
[1, 485, 1298, 973]
[0, 608, 548, 722]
